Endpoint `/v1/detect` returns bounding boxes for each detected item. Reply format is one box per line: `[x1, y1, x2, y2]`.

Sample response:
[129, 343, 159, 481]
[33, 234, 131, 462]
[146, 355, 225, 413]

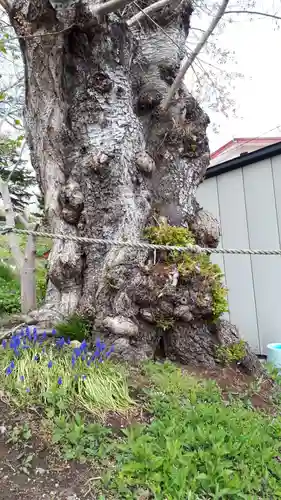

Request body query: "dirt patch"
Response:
[0, 399, 99, 500]
[106, 408, 150, 430]
[183, 364, 277, 412]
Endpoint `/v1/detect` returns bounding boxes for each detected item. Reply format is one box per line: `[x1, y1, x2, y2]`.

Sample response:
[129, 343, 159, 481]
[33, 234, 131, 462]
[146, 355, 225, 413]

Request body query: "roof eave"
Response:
[205, 141, 281, 180]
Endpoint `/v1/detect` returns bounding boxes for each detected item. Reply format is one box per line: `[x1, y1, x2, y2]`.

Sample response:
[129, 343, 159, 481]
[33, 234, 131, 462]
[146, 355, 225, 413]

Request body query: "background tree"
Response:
[0, 0, 279, 372]
[0, 135, 36, 211]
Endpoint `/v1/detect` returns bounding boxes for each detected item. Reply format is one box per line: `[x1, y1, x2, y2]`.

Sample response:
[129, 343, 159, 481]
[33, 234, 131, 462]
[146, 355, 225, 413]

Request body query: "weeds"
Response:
[105, 362, 281, 499]
[216, 340, 246, 366]
[52, 412, 113, 462]
[7, 422, 32, 445]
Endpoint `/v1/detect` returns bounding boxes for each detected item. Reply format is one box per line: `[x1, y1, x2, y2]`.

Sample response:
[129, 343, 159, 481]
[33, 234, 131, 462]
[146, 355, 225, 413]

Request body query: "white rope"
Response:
[2, 226, 281, 256]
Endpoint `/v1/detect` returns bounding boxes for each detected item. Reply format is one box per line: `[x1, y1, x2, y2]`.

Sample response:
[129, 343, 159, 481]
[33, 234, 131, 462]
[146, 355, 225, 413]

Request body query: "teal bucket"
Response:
[267, 343, 281, 369]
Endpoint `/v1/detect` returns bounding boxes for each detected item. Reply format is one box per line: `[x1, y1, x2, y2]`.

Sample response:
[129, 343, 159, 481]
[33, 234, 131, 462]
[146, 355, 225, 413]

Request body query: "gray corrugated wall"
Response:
[197, 154, 281, 354]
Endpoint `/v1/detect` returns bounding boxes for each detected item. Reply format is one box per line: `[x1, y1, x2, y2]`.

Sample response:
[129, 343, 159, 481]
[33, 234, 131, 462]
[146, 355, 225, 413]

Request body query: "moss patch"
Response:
[144, 222, 228, 321]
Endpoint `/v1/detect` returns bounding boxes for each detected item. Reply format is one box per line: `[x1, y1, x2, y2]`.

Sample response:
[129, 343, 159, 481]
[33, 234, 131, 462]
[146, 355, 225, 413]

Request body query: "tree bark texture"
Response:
[8, 0, 263, 374]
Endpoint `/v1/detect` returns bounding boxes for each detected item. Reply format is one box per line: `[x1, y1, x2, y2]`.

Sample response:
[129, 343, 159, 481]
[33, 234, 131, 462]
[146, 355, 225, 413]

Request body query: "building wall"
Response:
[197, 153, 281, 354]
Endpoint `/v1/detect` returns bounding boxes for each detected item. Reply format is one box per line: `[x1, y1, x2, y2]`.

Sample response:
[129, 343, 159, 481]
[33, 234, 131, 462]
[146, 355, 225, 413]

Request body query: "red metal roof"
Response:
[211, 137, 281, 160]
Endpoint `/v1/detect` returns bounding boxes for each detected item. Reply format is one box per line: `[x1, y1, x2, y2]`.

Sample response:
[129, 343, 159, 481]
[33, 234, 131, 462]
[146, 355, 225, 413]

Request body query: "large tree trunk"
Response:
[8, 0, 263, 374]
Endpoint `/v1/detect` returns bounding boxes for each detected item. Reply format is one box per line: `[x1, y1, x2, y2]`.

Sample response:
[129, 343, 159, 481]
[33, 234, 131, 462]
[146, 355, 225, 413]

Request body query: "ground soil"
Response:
[0, 399, 97, 500]
[184, 363, 276, 412]
[0, 363, 278, 499]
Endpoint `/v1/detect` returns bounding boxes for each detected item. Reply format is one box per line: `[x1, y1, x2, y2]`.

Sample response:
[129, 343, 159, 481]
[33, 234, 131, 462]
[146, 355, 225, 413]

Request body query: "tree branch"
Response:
[127, 0, 171, 26]
[93, 0, 133, 16]
[17, 213, 29, 229]
[21, 221, 38, 313]
[224, 10, 281, 21]
[161, 0, 230, 111]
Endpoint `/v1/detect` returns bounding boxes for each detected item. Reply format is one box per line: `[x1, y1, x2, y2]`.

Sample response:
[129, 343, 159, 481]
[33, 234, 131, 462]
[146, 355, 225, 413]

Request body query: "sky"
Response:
[1, 2, 281, 158]
[195, 1, 281, 153]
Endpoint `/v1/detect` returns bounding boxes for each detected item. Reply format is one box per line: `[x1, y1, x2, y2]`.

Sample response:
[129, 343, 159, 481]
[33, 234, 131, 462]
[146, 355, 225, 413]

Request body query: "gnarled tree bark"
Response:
[7, 0, 263, 374]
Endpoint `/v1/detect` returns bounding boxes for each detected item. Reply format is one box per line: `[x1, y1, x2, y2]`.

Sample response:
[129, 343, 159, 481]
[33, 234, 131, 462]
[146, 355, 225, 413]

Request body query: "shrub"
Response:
[55, 314, 92, 342]
[0, 276, 21, 315]
[0, 262, 17, 282]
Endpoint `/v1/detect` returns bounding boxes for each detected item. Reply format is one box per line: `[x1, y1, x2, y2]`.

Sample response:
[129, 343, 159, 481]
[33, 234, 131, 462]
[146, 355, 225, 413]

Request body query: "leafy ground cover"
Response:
[1, 328, 281, 499]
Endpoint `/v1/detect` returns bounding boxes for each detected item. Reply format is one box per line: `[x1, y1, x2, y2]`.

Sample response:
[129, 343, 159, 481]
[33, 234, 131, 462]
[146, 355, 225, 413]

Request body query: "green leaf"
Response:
[0, 40, 7, 54]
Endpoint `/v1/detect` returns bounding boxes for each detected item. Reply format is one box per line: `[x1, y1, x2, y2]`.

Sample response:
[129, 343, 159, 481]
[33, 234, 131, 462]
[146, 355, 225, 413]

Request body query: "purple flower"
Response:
[10, 335, 20, 350]
[1, 339, 7, 349]
[22, 345, 30, 350]
[73, 347, 81, 358]
[71, 356, 76, 368]
[58, 377, 62, 386]
[56, 337, 65, 349]
[48, 360, 53, 369]
[42, 347, 46, 354]
[20, 375, 24, 382]
[87, 359, 91, 366]
[82, 375, 86, 380]
[51, 329, 56, 336]
[66, 337, 71, 345]
[80, 340, 87, 352]
[26, 388, 30, 393]
[10, 360, 15, 369]
[25, 327, 31, 340]
[5, 366, 12, 376]
[81, 355, 86, 361]
[34, 354, 39, 362]
[33, 328, 37, 343]
[105, 346, 114, 358]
